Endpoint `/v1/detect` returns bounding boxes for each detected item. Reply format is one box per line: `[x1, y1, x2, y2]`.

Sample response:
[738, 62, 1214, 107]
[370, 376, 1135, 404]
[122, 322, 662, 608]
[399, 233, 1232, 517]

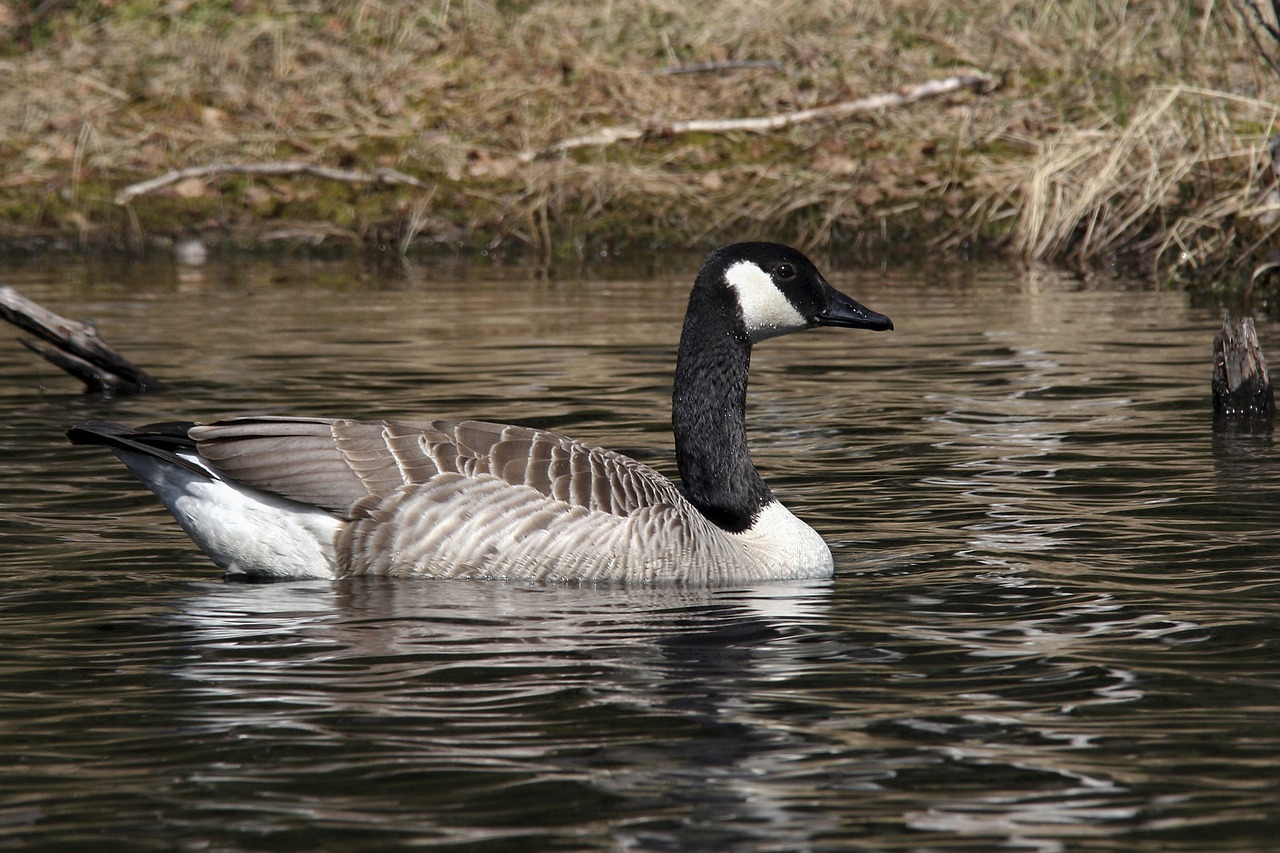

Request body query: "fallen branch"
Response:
[114, 161, 431, 205]
[0, 286, 164, 395]
[518, 72, 998, 163]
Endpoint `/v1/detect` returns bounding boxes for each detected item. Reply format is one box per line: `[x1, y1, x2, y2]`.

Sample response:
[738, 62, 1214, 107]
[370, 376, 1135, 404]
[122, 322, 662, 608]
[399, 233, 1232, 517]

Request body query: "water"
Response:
[1, 254, 1277, 851]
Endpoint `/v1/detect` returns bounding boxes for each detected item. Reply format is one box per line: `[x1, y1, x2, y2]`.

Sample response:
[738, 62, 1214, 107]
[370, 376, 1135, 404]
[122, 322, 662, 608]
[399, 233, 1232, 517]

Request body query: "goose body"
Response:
[68, 243, 892, 584]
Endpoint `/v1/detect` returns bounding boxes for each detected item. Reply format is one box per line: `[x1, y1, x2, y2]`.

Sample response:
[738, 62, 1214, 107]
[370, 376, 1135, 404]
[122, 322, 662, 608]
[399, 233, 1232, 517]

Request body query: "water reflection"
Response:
[150, 570, 1219, 850]
[159, 580, 844, 848]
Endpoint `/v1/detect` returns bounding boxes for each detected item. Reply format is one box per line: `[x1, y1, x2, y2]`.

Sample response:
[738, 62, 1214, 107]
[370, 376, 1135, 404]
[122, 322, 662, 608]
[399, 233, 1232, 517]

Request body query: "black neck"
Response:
[672, 285, 772, 533]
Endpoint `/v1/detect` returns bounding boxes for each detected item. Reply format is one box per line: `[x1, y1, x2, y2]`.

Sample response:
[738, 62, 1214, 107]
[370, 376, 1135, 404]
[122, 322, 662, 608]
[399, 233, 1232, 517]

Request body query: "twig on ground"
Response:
[660, 60, 786, 75]
[1232, 0, 1280, 78]
[114, 161, 431, 205]
[518, 72, 998, 163]
[0, 286, 164, 395]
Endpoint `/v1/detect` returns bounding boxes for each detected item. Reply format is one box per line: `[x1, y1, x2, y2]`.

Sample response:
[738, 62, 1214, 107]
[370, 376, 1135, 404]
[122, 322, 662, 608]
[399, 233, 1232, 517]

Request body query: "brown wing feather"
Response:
[191, 417, 369, 513]
[187, 416, 683, 520]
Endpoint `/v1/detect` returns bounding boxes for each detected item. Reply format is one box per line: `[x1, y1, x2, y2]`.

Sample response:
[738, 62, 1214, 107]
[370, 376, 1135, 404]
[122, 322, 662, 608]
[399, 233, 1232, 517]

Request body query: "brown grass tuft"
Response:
[999, 86, 1279, 271]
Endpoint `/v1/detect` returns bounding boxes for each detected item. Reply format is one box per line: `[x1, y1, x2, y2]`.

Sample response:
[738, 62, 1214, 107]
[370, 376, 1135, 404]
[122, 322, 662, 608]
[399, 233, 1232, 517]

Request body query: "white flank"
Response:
[724, 260, 808, 342]
[111, 449, 340, 580]
[728, 500, 833, 577]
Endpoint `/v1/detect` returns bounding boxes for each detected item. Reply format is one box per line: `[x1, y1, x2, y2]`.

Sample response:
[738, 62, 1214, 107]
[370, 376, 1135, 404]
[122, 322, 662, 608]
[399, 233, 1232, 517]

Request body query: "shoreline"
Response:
[2, 2, 1278, 291]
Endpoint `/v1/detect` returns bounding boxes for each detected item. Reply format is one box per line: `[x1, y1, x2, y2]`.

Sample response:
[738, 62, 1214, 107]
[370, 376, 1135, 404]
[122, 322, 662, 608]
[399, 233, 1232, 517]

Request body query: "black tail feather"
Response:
[67, 421, 210, 477]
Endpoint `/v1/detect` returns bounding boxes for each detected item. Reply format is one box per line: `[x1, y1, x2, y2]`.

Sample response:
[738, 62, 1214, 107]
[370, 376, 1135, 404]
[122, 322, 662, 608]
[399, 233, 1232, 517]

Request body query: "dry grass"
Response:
[997, 86, 1279, 267]
[0, 0, 1278, 275]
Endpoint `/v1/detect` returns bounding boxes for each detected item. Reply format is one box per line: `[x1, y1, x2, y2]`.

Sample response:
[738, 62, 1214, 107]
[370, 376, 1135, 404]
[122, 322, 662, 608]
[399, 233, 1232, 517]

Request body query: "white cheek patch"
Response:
[724, 260, 808, 342]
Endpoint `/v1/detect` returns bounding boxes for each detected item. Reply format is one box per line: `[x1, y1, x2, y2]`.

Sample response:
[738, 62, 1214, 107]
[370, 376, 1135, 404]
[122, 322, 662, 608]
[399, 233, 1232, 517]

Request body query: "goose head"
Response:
[701, 242, 894, 344]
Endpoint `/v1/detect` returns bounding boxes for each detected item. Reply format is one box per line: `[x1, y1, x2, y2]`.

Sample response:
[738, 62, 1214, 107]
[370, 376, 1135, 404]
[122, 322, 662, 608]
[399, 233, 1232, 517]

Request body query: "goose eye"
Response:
[774, 263, 796, 282]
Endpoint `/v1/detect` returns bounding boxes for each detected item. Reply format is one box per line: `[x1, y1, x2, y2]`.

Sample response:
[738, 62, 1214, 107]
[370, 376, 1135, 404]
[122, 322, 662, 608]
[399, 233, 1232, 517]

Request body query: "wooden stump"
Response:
[1212, 313, 1274, 429]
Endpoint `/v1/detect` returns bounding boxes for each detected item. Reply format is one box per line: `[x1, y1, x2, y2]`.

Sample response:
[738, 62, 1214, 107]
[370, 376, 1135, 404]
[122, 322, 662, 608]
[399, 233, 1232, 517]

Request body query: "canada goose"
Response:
[67, 242, 892, 584]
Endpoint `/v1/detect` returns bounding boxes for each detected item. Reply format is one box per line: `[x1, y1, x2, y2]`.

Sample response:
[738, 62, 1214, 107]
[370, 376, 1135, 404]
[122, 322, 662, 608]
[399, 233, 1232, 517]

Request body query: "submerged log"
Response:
[0, 286, 165, 396]
[1212, 313, 1274, 428]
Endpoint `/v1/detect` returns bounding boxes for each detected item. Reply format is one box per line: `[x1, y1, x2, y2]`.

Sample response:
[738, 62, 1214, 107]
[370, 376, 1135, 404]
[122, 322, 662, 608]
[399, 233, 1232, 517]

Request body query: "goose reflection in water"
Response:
[153, 575, 1175, 850]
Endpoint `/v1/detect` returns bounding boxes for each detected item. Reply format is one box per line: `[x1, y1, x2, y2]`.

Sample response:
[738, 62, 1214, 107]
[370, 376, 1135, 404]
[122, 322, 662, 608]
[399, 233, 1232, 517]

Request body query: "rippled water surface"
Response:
[1, 254, 1277, 851]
